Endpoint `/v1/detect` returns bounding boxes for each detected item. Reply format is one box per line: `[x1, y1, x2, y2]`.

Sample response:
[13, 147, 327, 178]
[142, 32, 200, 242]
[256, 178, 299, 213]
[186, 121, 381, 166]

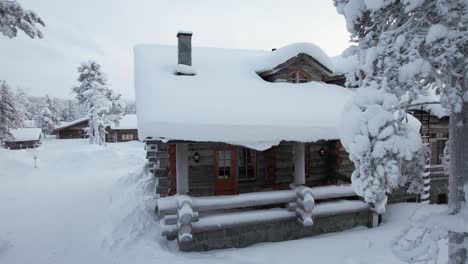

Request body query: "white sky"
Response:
[0, 0, 351, 100]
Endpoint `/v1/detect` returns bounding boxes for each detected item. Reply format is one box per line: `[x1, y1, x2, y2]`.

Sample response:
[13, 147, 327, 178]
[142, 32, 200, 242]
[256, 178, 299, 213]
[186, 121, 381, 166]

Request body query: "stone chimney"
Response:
[177, 31, 192, 66]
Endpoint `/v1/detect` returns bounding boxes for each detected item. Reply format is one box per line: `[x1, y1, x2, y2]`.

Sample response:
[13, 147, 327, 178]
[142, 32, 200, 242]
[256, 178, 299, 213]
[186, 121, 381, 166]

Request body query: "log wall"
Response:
[148, 140, 355, 197]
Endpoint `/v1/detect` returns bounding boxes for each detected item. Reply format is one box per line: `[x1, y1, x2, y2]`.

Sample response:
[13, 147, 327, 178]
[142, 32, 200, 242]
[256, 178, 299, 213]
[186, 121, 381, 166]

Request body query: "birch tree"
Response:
[334, 0, 468, 262]
[0, 0, 45, 38]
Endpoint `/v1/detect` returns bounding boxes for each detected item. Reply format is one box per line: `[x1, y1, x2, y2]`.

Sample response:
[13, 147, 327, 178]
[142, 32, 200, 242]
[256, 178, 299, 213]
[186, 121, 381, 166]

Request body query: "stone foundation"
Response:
[179, 210, 374, 251]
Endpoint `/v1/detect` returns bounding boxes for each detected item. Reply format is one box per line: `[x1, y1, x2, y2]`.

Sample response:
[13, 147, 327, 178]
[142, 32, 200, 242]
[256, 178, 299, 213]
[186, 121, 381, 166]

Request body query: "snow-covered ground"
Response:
[0, 139, 448, 264]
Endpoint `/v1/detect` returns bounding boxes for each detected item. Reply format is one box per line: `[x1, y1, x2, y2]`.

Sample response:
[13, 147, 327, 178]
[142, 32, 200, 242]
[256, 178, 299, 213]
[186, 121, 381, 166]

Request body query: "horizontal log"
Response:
[158, 185, 357, 216]
[190, 200, 367, 234]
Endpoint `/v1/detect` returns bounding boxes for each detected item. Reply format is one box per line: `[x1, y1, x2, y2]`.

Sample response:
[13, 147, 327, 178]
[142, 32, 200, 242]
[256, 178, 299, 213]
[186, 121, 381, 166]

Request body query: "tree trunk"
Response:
[448, 102, 468, 264]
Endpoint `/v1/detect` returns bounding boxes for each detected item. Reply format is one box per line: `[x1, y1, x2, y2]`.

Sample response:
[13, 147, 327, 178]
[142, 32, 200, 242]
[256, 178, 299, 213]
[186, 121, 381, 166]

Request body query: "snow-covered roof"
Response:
[410, 88, 448, 119]
[255, 42, 334, 73]
[331, 54, 358, 75]
[134, 43, 352, 150]
[54, 117, 88, 131]
[9, 128, 42, 142]
[111, 114, 138, 130]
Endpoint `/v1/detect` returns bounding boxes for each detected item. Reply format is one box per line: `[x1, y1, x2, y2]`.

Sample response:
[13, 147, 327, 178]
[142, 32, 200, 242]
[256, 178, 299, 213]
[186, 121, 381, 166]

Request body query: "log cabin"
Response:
[135, 31, 383, 251]
[390, 106, 450, 205]
[54, 116, 139, 142]
[2, 128, 42, 150]
[105, 114, 139, 142]
[53, 118, 89, 139]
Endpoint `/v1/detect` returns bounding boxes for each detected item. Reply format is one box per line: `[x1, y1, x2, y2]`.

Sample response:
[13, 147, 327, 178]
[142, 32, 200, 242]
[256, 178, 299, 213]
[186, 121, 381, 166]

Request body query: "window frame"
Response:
[238, 148, 258, 182]
[121, 133, 134, 141]
[287, 68, 313, 83]
[216, 148, 233, 180]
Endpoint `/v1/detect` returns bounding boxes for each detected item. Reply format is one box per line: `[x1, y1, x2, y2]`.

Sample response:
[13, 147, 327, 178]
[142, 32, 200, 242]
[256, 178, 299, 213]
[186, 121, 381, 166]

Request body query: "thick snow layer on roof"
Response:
[331, 54, 358, 75]
[405, 87, 448, 118]
[9, 128, 42, 142]
[134, 44, 353, 150]
[111, 114, 138, 130]
[255, 42, 334, 73]
[54, 117, 88, 131]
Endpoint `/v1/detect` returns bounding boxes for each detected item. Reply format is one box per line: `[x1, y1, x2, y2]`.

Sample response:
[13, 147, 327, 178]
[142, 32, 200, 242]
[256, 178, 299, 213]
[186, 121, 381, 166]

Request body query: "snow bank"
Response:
[9, 128, 41, 141]
[134, 44, 352, 150]
[100, 167, 161, 250]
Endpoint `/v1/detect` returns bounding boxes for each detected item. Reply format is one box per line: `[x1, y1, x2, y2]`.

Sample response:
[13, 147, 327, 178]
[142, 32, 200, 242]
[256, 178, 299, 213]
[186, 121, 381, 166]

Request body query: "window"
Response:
[121, 134, 134, 141]
[287, 69, 312, 83]
[217, 150, 231, 179]
[430, 138, 447, 164]
[239, 148, 257, 181]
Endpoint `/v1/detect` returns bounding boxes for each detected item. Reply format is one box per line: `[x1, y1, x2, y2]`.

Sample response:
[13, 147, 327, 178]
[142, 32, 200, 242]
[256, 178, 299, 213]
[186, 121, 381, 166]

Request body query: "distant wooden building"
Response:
[53, 118, 89, 139]
[2, 128, 42, 150]
[388, 106, 450, 205]
[105, 114, 139, 142]
[135, 32, 376, 251]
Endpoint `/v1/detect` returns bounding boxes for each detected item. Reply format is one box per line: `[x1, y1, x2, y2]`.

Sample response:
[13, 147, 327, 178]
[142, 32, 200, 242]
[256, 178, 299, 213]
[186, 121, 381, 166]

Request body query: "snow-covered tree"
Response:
[35, 94, 60, 136]
[14, 87, 29, 121]
[334, 0, 468, 262]
[340, 86, 423, 213]
[0, 80, 21, 142]
[59, 100, 76, 122]
[123, 100, 136, 115]
[73, 61, 122, 145]
[0, 0, 45, 38]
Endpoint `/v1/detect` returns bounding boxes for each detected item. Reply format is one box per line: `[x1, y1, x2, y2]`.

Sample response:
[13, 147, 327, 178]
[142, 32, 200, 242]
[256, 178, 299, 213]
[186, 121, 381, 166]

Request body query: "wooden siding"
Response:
[56, 120, 88, 139]
[105, 128, 139, 142]
[3, 140, 40, 150]
[261, 55, 327, 83]
[151, 140, 354, 197]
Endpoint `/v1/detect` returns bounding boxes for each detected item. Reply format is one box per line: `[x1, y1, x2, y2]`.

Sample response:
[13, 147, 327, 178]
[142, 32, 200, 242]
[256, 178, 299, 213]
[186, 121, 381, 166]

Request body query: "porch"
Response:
[148, 141, 375, 251]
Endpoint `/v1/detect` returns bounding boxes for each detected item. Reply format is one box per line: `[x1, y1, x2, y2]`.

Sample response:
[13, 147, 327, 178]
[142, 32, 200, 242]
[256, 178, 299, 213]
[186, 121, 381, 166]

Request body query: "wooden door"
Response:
[214, 146, 237, 195]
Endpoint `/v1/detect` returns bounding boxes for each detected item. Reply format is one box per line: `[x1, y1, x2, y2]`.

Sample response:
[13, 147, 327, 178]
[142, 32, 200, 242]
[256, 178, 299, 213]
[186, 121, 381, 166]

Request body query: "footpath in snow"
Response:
[0, 139, 448, 264]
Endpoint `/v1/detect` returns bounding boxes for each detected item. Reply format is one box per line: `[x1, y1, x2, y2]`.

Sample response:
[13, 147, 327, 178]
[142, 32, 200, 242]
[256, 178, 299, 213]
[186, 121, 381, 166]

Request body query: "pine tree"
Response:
[73, 61, 122, 145]
[334, 0, 468, 262]
[0, 0, 45, 38]
[14, 88, 30, 121]
[0, 80, 21, 143]
[35, 94, 60, 136]
[123, 100, 136, 115]
[60, 100, 76, 122]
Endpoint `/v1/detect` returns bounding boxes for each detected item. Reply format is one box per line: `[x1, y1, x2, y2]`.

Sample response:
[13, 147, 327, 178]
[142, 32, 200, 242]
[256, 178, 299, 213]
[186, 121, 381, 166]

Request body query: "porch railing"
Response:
[157, 184, 371, 242]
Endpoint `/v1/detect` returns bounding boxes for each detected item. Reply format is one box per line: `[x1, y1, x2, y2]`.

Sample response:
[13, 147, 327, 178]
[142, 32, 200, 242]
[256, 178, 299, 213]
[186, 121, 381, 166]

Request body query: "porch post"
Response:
[176, 143, 189, 194]
[293, 142, 305, 186]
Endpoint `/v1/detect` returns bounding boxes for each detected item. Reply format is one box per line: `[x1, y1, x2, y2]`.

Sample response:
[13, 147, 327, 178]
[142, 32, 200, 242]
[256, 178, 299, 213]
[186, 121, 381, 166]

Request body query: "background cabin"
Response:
[2, 128, 42, 150]
[54, 118, 89, 139]
[389, 108, 449, 205]
[105, 114, 139, 142]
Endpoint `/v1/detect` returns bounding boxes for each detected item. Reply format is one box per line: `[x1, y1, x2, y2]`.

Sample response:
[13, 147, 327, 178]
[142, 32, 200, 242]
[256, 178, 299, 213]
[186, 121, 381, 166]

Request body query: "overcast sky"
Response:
[0, 0, 350, 100]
